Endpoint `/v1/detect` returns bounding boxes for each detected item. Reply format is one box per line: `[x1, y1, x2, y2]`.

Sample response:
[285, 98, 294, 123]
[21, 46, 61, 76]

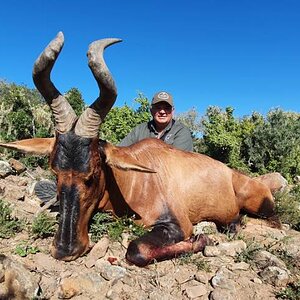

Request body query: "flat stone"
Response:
[185, 284, 207, 298]
[210, 287, 239, 300]
[85, 237, 109, 268]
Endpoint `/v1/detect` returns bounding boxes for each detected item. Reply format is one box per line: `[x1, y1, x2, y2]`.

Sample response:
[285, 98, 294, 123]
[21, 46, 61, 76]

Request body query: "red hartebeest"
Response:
[0, 32, 281, 267]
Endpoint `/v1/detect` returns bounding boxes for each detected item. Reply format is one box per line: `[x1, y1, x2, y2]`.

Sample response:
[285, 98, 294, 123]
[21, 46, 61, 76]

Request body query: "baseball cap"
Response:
[151, 91, 173, 107]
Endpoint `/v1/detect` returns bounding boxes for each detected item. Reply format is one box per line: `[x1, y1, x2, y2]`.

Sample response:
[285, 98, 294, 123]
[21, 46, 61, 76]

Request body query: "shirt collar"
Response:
[149, 119, 174, 134]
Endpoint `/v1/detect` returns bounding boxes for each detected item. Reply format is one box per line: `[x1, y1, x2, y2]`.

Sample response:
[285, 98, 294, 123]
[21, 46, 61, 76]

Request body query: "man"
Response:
[35, 91, 193, 205]
[119, 91, 193, 151]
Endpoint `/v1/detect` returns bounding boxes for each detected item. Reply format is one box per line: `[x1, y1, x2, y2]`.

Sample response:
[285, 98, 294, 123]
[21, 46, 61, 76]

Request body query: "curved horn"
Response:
[32, 32, 77, 134]
[75, 38, 122, 138]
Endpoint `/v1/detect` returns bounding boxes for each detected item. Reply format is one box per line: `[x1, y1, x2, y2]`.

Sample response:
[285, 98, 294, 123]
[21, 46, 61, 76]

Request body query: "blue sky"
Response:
[1, 0, 300, 117]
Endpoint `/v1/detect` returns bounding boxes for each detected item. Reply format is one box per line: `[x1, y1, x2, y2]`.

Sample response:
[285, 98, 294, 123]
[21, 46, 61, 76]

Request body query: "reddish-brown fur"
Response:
[100, 139, 279, 235]
[0, 32, 281, 267]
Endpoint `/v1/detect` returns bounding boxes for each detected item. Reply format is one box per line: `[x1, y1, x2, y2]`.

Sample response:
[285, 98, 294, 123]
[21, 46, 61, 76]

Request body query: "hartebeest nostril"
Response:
[51, 241, 89, 261]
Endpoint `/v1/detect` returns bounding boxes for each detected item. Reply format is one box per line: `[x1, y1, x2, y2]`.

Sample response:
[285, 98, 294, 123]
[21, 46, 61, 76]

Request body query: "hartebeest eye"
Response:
[83, 175, 94, 187]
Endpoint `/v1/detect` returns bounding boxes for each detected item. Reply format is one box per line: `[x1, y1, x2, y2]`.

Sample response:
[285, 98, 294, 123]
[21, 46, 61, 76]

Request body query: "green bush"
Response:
[275, 185, 300, 231]
[89, 212, 147, 242]
[31, 212, 57, 239]
[100, 94, 151, 144]
[243, 109, 300, 182]
[0, 199, 24, 238]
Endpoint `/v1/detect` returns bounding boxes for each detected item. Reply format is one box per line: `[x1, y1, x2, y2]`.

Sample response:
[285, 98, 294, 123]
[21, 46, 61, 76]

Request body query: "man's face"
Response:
[150, 102, 174, 127]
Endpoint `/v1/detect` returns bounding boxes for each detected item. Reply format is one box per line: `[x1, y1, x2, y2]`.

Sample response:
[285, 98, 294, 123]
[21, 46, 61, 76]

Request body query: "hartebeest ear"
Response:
[104, 146, 156, 173]
[0, 138, 55, 155]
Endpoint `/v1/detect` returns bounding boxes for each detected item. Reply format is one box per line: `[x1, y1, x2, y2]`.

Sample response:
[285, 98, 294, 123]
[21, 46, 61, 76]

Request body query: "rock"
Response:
[58, 273, 108, 299]
[252, 277, 263, 284]
[0, 254, 40, 299]
[85, 237, 110, 268]
[211, 266, 235, 289]
[33, 252, 64, 273]
[121, 232, 130, 248]
[58, 277, 81, 299]
[174, 268, 194, 284]
[254, 250, 287, 270]
[100, 265, 127, 281]
[217, 240, 247, 257]
[184, 283, 207, 298]
[193, 221, 218, 235]
[203, 245, 221, 257]
[204, 240, 246, 257]
[34, 179, 57, 203]
[8, 158, 26, 174]
[255, 172, 288, 193]
[242, 224, 287, 242]
[194, 271, 209, 284]
[228, 262, 250, 271]
[0, 161, 13, 178]
[259, 266, 289, 287]
[210, 287, 239, 300]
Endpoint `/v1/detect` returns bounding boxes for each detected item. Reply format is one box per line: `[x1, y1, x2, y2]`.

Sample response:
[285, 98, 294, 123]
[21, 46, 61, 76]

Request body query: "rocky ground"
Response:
[0, 160, 299, 300]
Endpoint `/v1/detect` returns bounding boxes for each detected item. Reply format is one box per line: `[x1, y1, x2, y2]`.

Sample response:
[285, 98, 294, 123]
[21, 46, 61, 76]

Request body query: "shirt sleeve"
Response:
[172, 126, 194, 152]
[118, 127, 139, 147]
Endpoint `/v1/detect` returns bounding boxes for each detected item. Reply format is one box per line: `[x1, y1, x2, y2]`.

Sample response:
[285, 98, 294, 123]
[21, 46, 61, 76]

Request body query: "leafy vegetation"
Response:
[0, 199, 24, 238]
[235, 239, 263, 264]
[1, 80, 299, 183]
[201, 106, 300, 181]
[177, 253, 211, 272]
[277, 186, 300, 230]
[0, 81, 299, 234]
[100, 93, 151, 144]
[15, 242, 40, 257]
[276, 281, 300, 300]
[275, 185, 300, 231]
[89, 212, 148, 242]
[65, 87, 86, 116]
[31, 212, 57, 239]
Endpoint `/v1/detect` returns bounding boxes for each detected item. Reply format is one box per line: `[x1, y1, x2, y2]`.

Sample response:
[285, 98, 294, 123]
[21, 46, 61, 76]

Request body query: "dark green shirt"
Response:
[119, 119, 193, 151]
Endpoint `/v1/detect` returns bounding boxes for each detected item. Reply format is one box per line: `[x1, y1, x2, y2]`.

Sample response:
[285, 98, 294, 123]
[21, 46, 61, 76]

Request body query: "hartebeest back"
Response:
[0, 32, 281, 267]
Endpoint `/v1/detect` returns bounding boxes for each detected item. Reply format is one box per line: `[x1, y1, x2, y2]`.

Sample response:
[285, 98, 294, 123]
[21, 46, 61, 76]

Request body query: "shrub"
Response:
[31, 212, 57, 239]
[275, 185, 300, 231]
[0, 199, 24, 238]
[89, 212, 147, 242]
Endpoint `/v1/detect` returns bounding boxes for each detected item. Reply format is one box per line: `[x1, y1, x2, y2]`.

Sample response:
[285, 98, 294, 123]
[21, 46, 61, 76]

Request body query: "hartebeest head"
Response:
[34, 32, 122, 260]
[1, 32, 122, 260]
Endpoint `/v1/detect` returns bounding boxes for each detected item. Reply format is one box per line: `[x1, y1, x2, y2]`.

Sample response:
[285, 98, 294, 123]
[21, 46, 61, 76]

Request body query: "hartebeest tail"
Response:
[0, 32, 280, 268]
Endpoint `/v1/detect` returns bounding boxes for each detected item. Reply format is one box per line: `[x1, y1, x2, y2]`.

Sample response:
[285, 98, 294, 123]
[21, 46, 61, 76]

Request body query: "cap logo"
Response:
[157, 92, 169, 100]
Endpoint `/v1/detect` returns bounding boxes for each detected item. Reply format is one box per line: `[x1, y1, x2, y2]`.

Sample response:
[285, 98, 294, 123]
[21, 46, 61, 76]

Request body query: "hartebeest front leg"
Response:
[125, 222, 210, 267]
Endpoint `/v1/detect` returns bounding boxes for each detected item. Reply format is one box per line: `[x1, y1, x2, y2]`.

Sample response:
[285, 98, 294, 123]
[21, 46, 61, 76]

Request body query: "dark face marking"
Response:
[50, 131, 104, 260]
[54, 184, 81, 257]
[52, 131, 92, 173]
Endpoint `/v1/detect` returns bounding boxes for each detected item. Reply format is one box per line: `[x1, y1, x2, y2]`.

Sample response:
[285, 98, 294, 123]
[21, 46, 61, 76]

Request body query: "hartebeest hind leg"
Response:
[125, 220, 210, 267]
[233, 171, 282, 229]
